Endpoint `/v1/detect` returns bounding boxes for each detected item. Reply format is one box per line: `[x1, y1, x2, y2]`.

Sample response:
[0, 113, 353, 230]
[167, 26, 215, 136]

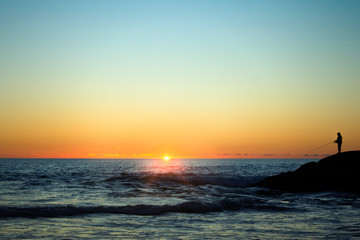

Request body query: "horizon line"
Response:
[0, 156, 324, 160]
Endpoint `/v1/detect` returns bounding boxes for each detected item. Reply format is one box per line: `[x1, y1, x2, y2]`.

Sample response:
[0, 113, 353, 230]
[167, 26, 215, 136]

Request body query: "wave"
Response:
[105, 173, 265, 188]
[0, 198, 291, 218]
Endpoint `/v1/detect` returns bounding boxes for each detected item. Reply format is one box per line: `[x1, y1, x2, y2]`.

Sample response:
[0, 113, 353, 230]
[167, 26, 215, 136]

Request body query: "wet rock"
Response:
[253, 151, 360, 193]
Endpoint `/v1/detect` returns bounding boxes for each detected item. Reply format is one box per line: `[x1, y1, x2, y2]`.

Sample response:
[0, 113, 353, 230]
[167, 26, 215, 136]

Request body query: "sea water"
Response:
[0, 158, 359, 239]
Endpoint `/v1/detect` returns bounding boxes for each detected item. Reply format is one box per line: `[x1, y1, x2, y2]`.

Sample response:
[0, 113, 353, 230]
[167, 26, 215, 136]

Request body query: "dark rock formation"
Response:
[254, 151, 360, 193]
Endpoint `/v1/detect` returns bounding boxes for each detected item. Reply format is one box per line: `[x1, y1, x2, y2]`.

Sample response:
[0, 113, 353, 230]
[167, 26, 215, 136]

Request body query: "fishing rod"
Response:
[291, 140, 335, 158]
[306, 140, 335, 154]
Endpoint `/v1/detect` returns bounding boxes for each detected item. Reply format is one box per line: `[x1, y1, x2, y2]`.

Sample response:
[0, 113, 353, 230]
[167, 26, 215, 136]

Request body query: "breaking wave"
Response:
[104, 173, 265, 188]
[0, 198, 291, 218]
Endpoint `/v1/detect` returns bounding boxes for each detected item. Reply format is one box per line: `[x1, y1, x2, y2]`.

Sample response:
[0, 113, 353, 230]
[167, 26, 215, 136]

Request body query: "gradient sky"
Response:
[1, 0, 360, 158]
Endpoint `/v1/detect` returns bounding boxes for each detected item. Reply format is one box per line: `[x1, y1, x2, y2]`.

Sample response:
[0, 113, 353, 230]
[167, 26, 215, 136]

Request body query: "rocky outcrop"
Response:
[254, 151, 360, 193]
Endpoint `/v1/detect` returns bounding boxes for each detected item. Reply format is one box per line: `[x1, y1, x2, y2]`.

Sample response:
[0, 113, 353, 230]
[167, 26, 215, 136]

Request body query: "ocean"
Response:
[0, 158, 359, 239]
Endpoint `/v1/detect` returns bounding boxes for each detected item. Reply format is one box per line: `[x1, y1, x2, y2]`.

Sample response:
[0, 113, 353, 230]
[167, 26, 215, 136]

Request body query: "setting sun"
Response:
[163, 156, 170, 161]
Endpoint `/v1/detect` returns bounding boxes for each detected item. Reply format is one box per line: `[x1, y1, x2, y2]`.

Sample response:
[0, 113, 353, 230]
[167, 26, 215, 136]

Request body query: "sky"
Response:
[1, 0, 360, 158]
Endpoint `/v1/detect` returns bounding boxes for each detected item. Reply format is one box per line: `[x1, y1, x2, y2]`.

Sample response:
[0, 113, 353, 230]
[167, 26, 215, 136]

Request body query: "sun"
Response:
[163, 156, 170, 161]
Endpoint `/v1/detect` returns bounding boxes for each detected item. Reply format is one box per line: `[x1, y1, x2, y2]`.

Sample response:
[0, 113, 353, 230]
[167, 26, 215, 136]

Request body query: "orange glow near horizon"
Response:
[1, 114, 359, 159]
[1, 96, 359, 159]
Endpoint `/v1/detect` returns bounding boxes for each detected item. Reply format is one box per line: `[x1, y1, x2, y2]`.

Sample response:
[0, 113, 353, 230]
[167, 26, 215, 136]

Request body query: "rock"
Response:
[253, 151, 360, 193]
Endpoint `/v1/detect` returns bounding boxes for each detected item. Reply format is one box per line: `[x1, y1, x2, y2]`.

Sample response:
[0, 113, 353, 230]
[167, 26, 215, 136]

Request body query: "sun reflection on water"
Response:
[146, 158, 185, 174]
[141, 158, 190, 187]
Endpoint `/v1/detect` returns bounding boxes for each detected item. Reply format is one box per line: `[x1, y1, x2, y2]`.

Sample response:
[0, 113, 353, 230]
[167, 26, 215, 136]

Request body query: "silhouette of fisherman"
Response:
[334, 132, 342, 153]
